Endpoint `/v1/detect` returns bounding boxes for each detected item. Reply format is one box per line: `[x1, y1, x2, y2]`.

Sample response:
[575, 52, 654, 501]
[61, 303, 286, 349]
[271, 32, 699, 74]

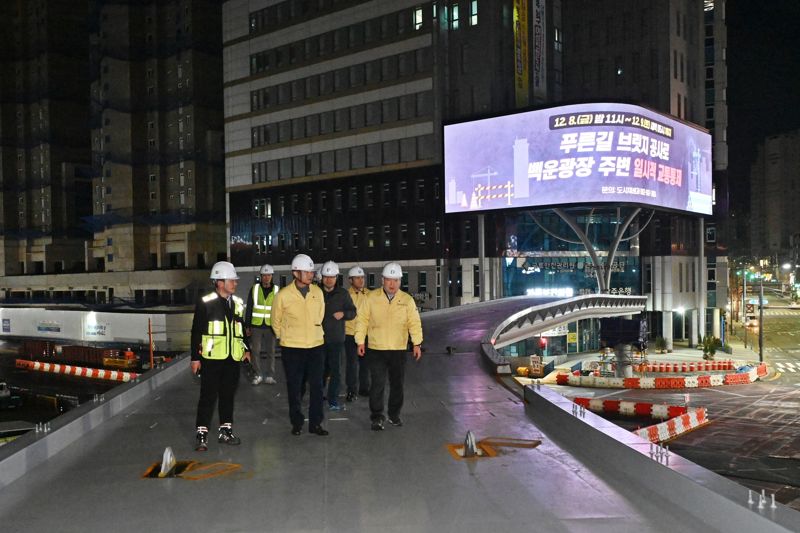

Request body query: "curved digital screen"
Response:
[444, 103, 713, 215]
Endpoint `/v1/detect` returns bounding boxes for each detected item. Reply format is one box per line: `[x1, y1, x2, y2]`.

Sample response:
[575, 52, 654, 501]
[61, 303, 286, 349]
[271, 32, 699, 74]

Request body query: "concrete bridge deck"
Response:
[0, 297, 796, 532]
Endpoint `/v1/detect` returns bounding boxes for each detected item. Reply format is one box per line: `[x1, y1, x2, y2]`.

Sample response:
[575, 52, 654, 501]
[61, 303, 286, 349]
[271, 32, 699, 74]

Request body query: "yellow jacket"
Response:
[344, 286, 370, 337]
[354, 289, 423, 350]
[271, 282, 325, 349]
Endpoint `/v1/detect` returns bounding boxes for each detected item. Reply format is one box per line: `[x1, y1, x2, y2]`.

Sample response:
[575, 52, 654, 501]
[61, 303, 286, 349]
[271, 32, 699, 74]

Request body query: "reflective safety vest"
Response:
[200, 292, 247, 360]
[250, 284, 278, 327]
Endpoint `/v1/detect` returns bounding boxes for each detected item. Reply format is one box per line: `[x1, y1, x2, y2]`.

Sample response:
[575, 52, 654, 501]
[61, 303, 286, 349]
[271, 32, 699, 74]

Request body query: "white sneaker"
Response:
[264, 376, 277, 385]
[251, 375, 263, 385]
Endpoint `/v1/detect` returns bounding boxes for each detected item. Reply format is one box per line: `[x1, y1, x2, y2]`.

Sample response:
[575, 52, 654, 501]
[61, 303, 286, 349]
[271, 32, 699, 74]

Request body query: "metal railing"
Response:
[489, 294, 647, 350]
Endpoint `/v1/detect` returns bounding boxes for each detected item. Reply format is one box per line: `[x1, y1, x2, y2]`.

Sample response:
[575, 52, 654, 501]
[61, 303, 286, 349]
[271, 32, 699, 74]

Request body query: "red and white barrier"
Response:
[15, 359, 138, 382]
[572, 396, 709, 443]
[556, 362, 768, 390]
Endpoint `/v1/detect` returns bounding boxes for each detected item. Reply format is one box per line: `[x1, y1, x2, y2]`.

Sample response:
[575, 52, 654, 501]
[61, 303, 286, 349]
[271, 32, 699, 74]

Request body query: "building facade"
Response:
[0, 1, 92, 279]
[0, 0, 228, 306]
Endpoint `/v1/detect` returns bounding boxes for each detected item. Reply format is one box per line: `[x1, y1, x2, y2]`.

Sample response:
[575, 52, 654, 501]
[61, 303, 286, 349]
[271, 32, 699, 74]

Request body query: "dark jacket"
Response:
[321, 286, 357, 344]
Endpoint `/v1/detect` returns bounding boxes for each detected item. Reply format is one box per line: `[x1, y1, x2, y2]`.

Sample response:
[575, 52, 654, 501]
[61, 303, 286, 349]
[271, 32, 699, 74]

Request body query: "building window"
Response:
[350, 228, 359, 248]
[336, 229, 343, 249]
[414, 6, 423, 30]
[400, 224, 408, 246]
[366, 226, 375, 248]
[451, 3, 459, 30]
[554, 26, 562, 52]
[473, 264, 480, 296]
[419, 271, 427, 293]
[464, 220, 472, 248]
[279, 233, 286, 252]
[470, 1, 478, 26]
[383, 225, 392, 248]
[417, 222, 427, 245]
[365, 185, 374, 207]
[401, 272, 409, 292]
[382, 183, 391, 206]
[334, 189, 343, 211]
[435, 221, 441, 243]
[368, 273, 376, 288]
[321, 230, 328, 250]
[348, 187, 358, 210]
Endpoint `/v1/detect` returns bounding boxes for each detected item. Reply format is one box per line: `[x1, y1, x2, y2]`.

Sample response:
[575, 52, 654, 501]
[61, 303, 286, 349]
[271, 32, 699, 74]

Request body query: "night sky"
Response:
[726, 0, 800, 212]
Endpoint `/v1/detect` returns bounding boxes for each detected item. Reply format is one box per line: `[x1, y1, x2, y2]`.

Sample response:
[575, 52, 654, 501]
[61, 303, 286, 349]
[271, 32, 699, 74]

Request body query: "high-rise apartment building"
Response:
[0, 1, 92, 278]
[749, 130, 800, 259]
[0, 1, 228, 306]
[87, 0, 227, 278]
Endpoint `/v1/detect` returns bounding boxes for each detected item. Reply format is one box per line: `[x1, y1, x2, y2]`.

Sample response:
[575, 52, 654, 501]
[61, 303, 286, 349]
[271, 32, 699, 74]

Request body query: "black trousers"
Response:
[195, 357, 241, 429]
[344, 335, 370, 395]
[282, 345, 325, 430]
[366, 349, 406, 421]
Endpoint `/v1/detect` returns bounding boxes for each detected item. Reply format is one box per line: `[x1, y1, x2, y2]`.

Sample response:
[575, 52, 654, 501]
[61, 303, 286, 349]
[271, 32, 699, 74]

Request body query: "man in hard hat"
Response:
[355, 262, 423, 431]
[344, 265, 370, 401]
[245, 264, 279, 385]
[190, 261, 251, 451]
[319, 261, 356, 411]
[271, 253, 329, 436]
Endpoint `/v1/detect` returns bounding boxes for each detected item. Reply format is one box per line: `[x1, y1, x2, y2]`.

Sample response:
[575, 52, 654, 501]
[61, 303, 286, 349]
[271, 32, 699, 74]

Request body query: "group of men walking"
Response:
[189, 255, 423, 451]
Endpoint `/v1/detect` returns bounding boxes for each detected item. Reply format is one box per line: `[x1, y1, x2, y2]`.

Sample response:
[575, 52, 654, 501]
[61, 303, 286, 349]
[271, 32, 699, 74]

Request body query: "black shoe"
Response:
[291, 426, 303, 436]
[346, 392, 357, 402]
[218, 426, 241, 445]
[371, 419, 384, 431]
[309, 426, 329, 436]
[195, 431, 208, 451]
[388, 416, 403, 427]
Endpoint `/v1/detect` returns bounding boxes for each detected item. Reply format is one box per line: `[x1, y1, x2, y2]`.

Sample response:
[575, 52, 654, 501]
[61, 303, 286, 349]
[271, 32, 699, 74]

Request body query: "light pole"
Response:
[758, 277, 764, 363]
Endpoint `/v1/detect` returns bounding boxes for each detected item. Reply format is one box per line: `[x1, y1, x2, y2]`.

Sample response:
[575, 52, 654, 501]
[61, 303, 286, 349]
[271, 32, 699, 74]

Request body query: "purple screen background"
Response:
[443, 103, 713, 215]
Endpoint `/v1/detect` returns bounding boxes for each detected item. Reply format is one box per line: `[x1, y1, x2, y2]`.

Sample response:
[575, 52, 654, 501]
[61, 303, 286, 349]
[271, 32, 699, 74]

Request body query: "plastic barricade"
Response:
[607, 377, 625, 388]
[623, 377, 640, 389]
[619, 401, 636, 415]
[573, 397, 590, 408]
[567, 375, 581, 386]
[589, 398, 604, 411]
[556, 374, 569, 385]
[635, 402, 653, 416]
[639, 377, 656, 389]
[697, 375, 711, 387]
[654, 377, 671, 389]
[594, 377, 608, 388]
[603, 400, 621, 413]
[684, 375, 699, 388]
[651, 404, 669, 419]
[667, 405, 688, 418]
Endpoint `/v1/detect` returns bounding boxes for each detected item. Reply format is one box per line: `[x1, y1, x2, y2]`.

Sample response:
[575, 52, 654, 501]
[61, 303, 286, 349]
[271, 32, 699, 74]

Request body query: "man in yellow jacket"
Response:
[271, 253, 329, 436]
[355, 262, 423, 431]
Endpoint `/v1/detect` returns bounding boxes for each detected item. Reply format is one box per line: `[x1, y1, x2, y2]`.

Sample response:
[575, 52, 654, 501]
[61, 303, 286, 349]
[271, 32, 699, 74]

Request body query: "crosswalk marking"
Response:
[762, 310, 800, 316]
[775, 362, 798, 373]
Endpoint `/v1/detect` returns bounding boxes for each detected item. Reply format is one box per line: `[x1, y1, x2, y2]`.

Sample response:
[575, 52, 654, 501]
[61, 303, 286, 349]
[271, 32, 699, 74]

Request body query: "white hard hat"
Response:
[259, 264, 274, 275]
[348, 266, 365, 278]
[321, 261, 339, 277]
[291, 253, 315, 272]
[210, 261, 239, 280]
[382, 262, 402, 279]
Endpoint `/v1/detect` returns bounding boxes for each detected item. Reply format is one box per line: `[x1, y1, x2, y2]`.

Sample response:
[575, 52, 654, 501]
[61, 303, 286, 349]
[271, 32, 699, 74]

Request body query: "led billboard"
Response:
[443, 103, 713, 215]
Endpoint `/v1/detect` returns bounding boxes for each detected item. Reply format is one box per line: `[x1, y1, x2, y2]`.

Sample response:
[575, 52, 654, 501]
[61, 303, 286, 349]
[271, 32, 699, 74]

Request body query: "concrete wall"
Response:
[0, 308, 192, 351]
